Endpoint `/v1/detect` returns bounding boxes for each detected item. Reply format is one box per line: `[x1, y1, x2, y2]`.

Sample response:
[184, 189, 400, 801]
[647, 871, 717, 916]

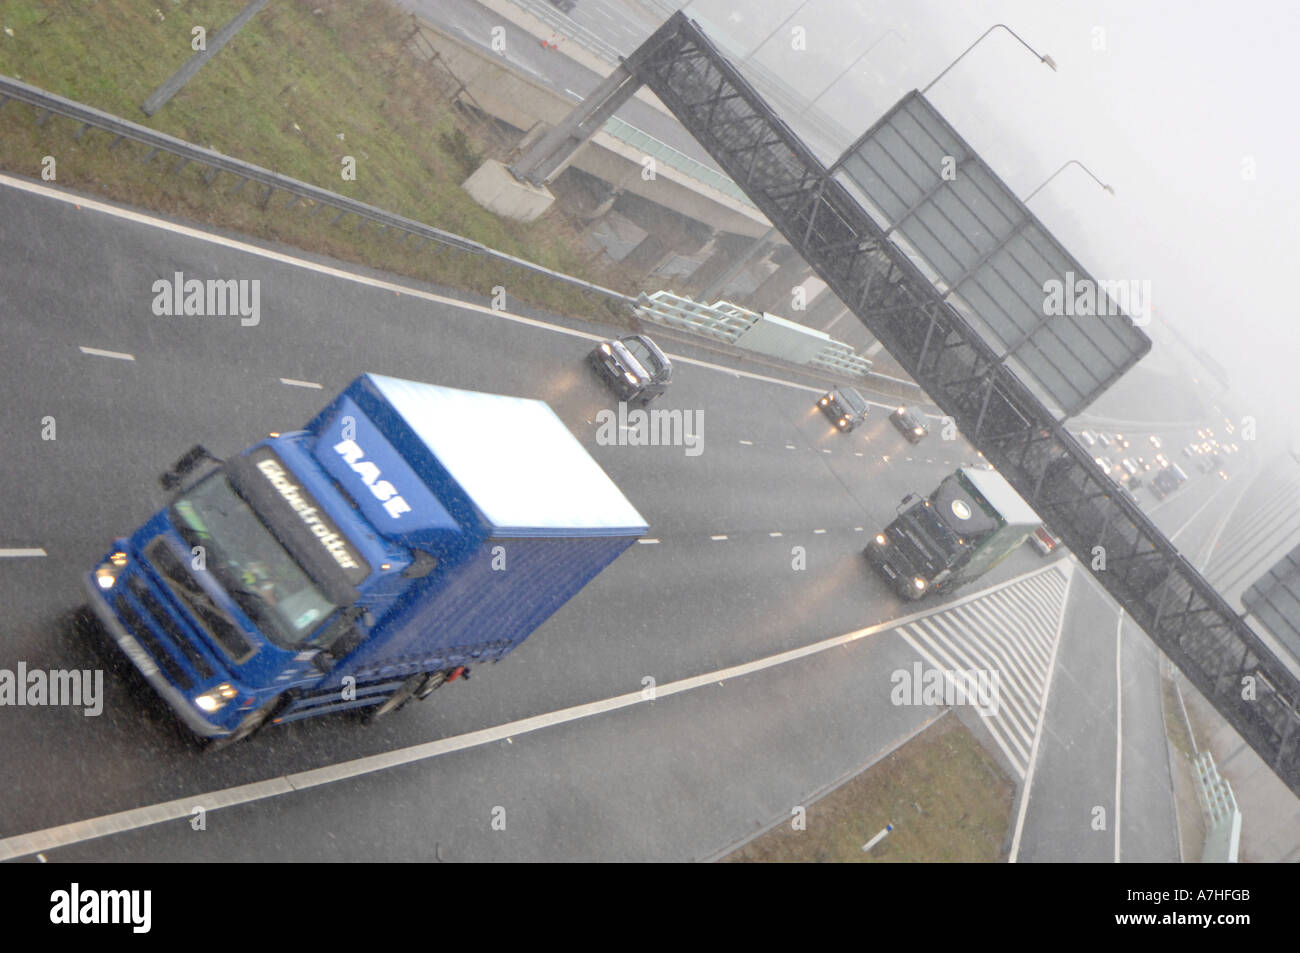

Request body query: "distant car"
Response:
[817, 386, 869, 433]
[1096, 432, 1112, 448]
[1029, 525, 1060, 556]
[890, 405, 929, 443]
[588, 334, 671, 404]
[1079, 430, 1097, 448]
[1149, 435, 1162, 449]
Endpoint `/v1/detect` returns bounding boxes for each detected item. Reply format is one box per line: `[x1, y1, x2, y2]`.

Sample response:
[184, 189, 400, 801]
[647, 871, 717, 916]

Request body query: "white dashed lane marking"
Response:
[79, 346, 134, 361]
[0, 548, 47, 557]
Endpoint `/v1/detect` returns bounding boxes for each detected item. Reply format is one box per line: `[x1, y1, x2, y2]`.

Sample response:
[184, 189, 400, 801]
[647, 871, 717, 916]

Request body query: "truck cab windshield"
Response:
[172, 474, 337, 649]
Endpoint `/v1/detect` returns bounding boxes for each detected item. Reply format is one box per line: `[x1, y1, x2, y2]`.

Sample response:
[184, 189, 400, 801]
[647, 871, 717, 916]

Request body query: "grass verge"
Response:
[0, 0, 640, 324]
[722, 713, 1015, 863]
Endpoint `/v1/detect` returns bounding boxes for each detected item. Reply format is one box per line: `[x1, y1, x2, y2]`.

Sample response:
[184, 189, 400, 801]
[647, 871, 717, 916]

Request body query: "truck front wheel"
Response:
[202, 694, 284, 752]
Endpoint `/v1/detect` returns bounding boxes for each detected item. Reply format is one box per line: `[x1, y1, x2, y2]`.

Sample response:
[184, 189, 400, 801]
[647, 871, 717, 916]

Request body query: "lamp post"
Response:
[810, 28, 906, 107]
[1023, 160, 1115, 202]
[921, 23, 1056, 96]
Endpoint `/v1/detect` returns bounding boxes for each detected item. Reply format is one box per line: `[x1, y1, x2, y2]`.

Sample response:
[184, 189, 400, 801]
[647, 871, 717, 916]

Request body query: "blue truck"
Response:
[85, 374, 647, 747]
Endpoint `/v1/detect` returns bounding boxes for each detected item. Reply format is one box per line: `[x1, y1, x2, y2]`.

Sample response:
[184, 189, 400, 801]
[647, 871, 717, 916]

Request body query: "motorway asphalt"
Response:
[0, 172, 1245, 862]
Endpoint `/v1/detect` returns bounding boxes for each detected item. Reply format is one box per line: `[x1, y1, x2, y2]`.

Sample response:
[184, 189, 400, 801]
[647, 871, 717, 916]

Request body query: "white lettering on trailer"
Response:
[254, 458, 361, 571]
[332, 439, 412, 519]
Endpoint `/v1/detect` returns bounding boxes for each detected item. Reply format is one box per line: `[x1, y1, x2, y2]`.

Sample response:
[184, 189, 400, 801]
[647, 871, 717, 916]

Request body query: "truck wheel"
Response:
[202, 695, 283, 753]
[367, 673, 425, 721]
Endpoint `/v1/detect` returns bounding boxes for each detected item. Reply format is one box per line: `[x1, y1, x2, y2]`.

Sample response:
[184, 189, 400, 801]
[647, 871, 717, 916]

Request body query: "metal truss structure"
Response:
[613, 12, 1300, 794]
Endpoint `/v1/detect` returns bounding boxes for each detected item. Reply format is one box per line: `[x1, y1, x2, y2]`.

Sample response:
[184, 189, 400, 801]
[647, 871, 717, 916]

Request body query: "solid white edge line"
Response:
[1009, 561, 1075, 863]
[2, 173, 835, 398]
[0, 562, 1068, 861]
[1114, 612, 1124, 864]
[78, 346, 135, 362]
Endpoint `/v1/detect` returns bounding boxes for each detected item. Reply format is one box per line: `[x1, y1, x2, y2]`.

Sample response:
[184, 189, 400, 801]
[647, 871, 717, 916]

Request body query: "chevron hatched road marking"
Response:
[895, 563, 1073, 779]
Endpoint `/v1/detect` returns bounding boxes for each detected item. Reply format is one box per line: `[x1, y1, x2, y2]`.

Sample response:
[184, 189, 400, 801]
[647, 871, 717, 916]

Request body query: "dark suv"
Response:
[589, 334, 672, 404]
[817, 386, 869, 433]
[890, 405, 929, 443]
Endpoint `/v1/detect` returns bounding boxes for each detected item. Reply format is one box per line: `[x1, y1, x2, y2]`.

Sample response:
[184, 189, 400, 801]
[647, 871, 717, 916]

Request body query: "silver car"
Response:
[589, 334, 672, 404]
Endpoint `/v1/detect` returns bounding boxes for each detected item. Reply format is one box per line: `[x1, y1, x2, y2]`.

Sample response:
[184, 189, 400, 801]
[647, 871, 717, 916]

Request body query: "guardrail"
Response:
[634, 290, 753, 343]
[635, 291, 874, 378]
[0, 74, 880, 388]
[0, 74, 634, 307]
[1194, 751, 1242, 862]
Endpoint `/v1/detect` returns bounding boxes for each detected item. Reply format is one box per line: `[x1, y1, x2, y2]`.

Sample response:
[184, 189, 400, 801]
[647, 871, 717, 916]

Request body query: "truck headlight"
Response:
[195, 683, 238, 713]
[875, 533, 887, 546]
[913, 426, 924, 436]
[95, 552, 128, 590]
[839, 418, 848, 427]
[623, 371, 638, 386]
[820, 397, 829, 405]
[913, 577, 927, 591]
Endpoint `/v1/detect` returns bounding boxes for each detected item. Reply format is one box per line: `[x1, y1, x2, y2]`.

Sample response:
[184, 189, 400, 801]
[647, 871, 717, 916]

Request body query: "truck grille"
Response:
[121, 575, 217, 688]
[116, 586, 194, 690]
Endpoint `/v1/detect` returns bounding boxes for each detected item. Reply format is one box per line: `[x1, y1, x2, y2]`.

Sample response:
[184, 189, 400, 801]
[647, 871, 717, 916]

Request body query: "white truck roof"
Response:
[961, 466, 1042, 530]
[369, 375, 648, 536]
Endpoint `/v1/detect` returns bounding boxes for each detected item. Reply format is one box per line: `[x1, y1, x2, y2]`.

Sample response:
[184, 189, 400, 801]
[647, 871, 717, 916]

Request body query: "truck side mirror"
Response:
[161, 444, 221, 491]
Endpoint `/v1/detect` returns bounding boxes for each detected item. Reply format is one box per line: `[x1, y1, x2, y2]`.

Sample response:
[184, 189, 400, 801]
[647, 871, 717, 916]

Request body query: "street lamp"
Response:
[810, 28, 906, 107]
[921, 24, 1056, 96]
[1023, 160, 1115, 202]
